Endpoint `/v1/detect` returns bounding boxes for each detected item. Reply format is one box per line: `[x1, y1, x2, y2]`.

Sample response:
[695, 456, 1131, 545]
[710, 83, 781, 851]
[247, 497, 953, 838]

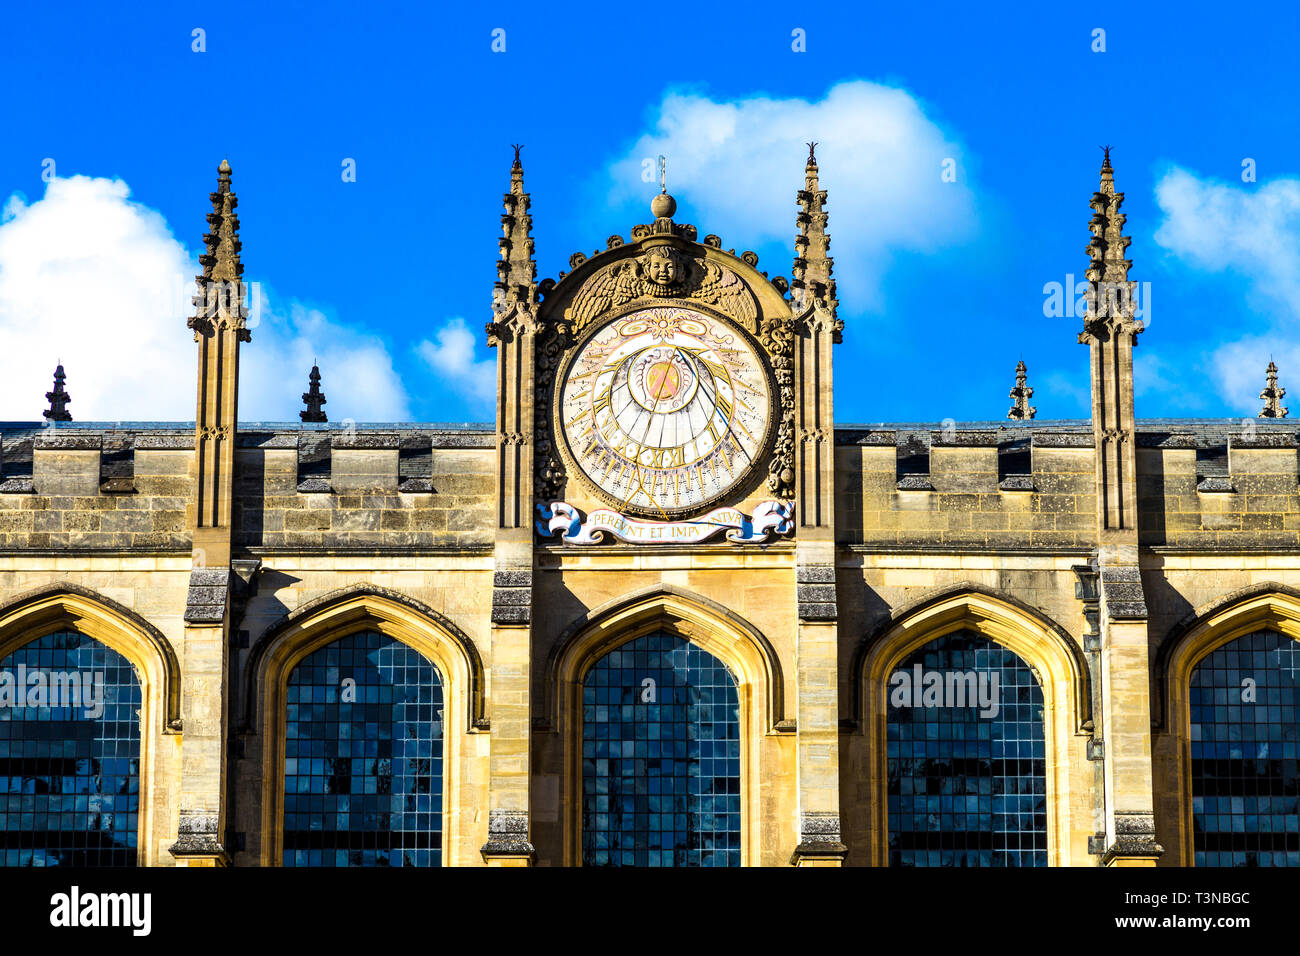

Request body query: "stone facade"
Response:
[1, 151, 1296, 867]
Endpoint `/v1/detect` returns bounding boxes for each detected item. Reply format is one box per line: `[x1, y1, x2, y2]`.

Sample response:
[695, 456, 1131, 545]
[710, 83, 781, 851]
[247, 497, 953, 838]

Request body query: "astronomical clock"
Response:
[556, 304, 771, 517]
[531, 195, 800, 544]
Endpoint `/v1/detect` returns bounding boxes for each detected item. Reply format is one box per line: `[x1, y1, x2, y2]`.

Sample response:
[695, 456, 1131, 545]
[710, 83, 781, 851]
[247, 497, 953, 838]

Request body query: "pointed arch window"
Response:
[886, 630, 1047, 867]
[582, 631, 741, 867]
[281, 630, 444, 867]
[1190, 629, 1300, 867]
[0, 630, 141, 866]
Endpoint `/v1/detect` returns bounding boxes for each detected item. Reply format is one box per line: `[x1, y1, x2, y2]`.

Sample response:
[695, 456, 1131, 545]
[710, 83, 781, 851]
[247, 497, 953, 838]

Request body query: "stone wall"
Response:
[835, 427, 1097, 550]
[0, 427, 194, 552]
[3, 419, 1300, 865]
[231, 429, 496, 553]
[1138, 426, 1300, 549]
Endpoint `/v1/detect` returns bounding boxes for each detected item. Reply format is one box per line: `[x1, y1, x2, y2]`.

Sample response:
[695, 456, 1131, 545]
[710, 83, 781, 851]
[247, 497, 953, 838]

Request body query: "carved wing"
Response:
[692, 259, 758, 332]
[566, 261, 643, 332]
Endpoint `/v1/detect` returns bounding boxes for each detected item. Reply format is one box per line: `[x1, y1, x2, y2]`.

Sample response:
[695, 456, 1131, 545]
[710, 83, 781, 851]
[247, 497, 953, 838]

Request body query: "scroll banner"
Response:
[536, 500, 794, 545]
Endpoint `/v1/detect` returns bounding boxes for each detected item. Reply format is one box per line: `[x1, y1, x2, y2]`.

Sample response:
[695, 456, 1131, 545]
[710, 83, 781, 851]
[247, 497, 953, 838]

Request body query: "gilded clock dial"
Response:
[558, 305, 771, 516]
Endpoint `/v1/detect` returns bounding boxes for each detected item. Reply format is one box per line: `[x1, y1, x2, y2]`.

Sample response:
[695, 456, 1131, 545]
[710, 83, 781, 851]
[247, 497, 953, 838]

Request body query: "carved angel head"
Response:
[641, 246, 685, 291]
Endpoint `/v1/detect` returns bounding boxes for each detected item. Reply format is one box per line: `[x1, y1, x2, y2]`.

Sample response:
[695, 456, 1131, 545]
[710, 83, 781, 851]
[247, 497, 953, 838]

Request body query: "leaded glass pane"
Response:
[1190, 629, 1300, 866]
[582, 631, 741, 867]
[886, 630, 1048, 867]
[0, 630, 141, 866]
[282, 631, 443, 867]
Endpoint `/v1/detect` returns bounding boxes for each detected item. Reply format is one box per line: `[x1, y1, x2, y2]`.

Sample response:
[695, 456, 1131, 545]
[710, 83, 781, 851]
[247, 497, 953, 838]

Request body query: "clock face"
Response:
[557, 305, 772, 516]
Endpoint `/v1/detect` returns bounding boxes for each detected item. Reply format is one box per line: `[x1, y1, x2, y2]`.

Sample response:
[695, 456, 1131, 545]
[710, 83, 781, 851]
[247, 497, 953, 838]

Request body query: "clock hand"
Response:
[694, 354, 754, 469]
[619, 350, 671, 519]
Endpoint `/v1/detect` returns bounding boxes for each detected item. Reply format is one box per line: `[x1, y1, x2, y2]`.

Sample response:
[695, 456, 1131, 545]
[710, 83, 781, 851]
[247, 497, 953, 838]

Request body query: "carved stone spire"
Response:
[787, 141, 848, 867]
[492, 145, 538, 317]
[43, 363, 71, 422]
[173, 159, 252, 868]
[188, 158, 250, 342]
[1077, 148, 1162, 868]
[791, 142, 838, 323]
[187, 158, 250, 569]
[1083, 146, 1140, 337]
[300, 364, 328, 422]
[1079, 148, 1143, 535]
[1260, 361, 1288, 418]
[1007, 360, 1036, 420]
[482, 145, 542, 867]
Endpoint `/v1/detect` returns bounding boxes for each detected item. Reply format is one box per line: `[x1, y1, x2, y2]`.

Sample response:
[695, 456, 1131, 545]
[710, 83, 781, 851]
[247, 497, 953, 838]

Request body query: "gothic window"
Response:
[0, 630, 141, 866]
[582, 631, 741, 866]
[1190, 629, 1300, 866]
[282, 630, 443, 867]
[886, 630, 1048, 866]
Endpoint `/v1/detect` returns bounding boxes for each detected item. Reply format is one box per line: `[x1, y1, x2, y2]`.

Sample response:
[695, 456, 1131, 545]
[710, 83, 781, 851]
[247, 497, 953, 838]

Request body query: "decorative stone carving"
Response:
[1103, 810, 1164, 862]
[188, 160, 251, 345]
[1099, 565, 1147, 620]
[534, 319, 573, 502]
[1079, 149, 1144, 347]
[537, 501, 793, 546]
[480, 808, 535, 862]
[184, 567, 231, 624]
[565, 247, 758, 333]
[760, 311, 797, 499]
[300, 364, 327, 423]
[1260, 361, 1288, 418]
[1008, 360, 1036, 420]
[790, 810, 848, 864]
[798, 810, 843, 844]
[168, 809, 229, 862]
[198, 424, 232, 441]
[492, 146, 538, 317]
[791, 143, 838, 319]
[535, 192, 794, 511]
[43, 364, 72, 422]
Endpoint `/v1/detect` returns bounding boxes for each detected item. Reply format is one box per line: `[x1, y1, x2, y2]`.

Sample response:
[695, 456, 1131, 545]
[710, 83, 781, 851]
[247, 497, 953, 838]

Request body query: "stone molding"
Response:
[184, 567, 231, 624]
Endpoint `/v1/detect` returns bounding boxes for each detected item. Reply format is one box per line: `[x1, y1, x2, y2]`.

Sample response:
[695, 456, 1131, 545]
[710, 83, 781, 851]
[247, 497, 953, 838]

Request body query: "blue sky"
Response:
[2, 1, 1298, 424]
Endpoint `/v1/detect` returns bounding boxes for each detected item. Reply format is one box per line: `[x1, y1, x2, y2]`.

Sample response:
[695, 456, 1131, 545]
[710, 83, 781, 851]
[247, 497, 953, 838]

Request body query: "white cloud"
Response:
[0, 174, 409, 422]
[605, 80, 977, 304]
[1154, 167, 1300, 412]
[1208, 337, 1298, 418]
[414, 318, 496, 408]
[1155, 168, 1300, 316]
[241, 295, 410, 422]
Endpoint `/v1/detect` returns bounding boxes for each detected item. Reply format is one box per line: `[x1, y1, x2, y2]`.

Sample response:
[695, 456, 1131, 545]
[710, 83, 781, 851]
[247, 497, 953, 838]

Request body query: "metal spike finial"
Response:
[510, 143, 523, 169]
[806, 141, 818, 165]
